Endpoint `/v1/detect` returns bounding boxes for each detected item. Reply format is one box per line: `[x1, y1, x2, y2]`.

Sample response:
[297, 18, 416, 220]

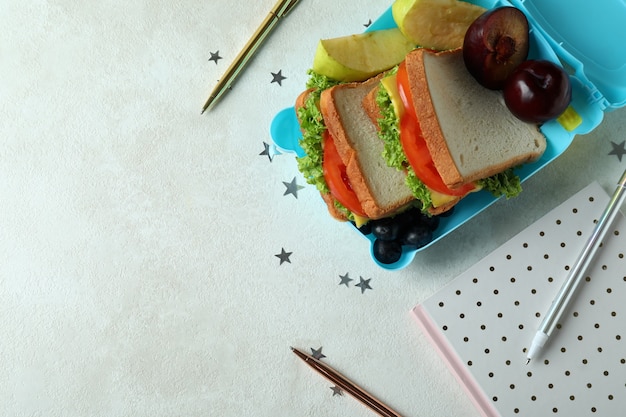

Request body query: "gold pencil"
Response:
[201, 0, 301, 113]
[291, 347, 404, 417]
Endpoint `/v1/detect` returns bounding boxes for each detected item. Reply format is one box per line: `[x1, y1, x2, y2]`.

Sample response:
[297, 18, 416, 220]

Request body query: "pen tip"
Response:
[201, 100, 211, 114]
[526, 358, 531, 365]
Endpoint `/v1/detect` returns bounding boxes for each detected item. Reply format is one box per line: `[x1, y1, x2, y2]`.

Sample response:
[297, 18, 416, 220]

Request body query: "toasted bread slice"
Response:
[406, 48, 546, 189]
[295, 88, 313, 110]
[320, 192, 350, 221]
[320, 76, 415, 219]
[362, 84, 383, 127]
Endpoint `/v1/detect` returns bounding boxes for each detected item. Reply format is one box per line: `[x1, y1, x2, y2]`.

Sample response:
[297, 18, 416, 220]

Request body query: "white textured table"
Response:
[2, 1, 625, 416]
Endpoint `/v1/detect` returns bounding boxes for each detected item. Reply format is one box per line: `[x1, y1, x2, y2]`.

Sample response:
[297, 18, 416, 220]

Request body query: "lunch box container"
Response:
[270, 0, 626, 270]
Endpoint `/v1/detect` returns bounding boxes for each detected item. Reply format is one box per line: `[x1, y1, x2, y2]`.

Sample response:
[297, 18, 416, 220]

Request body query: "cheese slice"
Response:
[381, 73, 404, 119]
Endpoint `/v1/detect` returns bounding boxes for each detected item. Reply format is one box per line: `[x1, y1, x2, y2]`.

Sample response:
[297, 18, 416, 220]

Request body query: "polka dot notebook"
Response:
[413, 182, 626, 417]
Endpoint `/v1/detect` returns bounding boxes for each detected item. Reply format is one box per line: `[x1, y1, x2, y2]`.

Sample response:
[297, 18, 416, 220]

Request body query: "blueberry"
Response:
[395, 206, 421, 225]
[419, 213, 441, 231]
[371, 218, 399, 241]
[373, 239, 402, 264]
[402, 224, 433, 248]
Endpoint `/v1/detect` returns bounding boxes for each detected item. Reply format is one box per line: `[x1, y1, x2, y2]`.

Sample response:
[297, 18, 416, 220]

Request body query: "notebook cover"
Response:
[412, 182, 626, 417]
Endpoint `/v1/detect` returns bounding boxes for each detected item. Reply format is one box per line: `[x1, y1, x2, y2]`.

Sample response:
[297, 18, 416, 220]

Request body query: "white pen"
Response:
[526, 167, 626, 364]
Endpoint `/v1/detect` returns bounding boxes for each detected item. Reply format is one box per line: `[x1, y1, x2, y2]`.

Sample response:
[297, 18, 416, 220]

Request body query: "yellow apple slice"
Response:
[312, 28, 415, 82]
[392, 0, 486, 50]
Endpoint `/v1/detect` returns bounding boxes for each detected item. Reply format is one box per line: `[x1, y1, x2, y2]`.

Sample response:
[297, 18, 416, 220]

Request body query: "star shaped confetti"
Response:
[283, 177, 304, 198]
[260, 141, 279, 162]
[355, 276, 373, 294]
[271, 70, 287, 86]
[209, 50, 222, 64]
[310, 346, 326, 360]
[338, 273, 353, 287]
[330, 385, 344, 396]
[609, 140, 626, 162]
[275, 248, 292, 265]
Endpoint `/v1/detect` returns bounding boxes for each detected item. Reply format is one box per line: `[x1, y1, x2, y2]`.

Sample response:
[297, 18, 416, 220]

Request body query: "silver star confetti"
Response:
[209, 50, 222, 64]
[283, 177, 304, 198]
[609, 140, 626, 162]
[271, 70, 286, 86]
[260, 141, 279, 162]
[275, 248, 292, 265]
[355, 276, 373, 294]
[338, 273, 353, 287]
[310, 346, 326, 360]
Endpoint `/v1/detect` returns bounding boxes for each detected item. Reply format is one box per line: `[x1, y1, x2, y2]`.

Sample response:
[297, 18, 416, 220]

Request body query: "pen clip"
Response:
[273, 0, 301, 18]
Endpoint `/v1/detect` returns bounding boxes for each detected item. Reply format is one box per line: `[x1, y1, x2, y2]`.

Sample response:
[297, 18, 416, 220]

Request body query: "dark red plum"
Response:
[463, 7, 529, 90]
[503, 60, 572, 123]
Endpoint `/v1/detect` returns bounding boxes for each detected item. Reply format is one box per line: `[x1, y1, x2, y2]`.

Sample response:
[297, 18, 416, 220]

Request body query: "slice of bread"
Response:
[295, 88, 313, 110]
[406, 48, 546, 189]
[320, 75, 415, 219]
[362, 84, 383, 127]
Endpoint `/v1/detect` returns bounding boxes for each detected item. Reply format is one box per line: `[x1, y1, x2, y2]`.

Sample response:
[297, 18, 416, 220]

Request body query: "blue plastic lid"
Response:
[512, 0, 626, 111]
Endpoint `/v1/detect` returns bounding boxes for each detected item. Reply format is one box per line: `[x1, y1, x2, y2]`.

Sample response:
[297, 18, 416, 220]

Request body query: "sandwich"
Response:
[296, 73, 415, 224]
[295, 47, 547, 225]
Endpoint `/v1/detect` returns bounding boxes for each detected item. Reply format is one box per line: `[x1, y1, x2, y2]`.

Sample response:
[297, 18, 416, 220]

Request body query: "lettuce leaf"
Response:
[296, 93, 327, 194]
[477, 168, 522, 199]
[305, 70, 341, 91]
[295, 71, 340, 194]
[376, 72, 404, 171]
[296, 71, 356, 220]
[376, 77, 433, 212]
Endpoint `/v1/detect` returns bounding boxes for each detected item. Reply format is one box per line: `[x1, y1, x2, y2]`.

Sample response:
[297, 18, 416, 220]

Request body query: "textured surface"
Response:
[2, 1, 626, 417]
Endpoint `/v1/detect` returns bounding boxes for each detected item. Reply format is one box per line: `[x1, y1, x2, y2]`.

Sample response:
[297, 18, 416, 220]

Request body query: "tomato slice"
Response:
[396, 62, 475, 197]
[322, 131, 368, 218]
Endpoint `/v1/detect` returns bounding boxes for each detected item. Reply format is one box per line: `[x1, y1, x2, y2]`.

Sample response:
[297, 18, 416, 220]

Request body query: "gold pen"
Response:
[291, 347, 404, 417]
[201, 0, 301, 113]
